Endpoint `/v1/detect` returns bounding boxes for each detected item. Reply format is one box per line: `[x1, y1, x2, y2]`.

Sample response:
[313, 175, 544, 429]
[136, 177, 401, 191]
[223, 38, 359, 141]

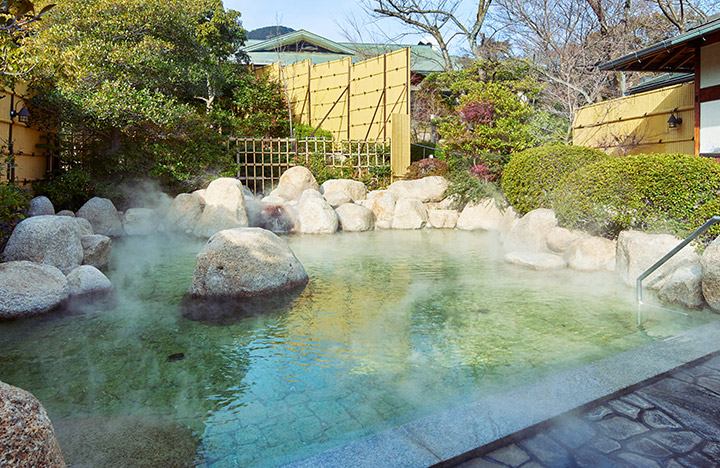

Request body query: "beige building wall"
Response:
[573, 82, 695, 156]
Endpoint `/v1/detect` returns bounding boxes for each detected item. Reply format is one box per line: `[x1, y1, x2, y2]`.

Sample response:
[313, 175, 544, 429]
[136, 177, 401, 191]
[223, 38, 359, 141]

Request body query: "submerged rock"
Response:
[28, 196, 55, 217]
[504, 251, 566, 270]
[76, 197, 124, 237]
[276, 166, 319, 201]
[193, 178, 249, 238]
[0, 380, 65, 467]
[0, 261, 69, 319]
[188, 228, 308, 298]
[2, 215, 84, 274]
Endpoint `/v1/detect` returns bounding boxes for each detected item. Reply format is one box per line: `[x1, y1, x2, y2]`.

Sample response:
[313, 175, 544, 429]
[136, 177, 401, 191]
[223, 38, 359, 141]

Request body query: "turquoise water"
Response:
[0, 230, 715, 467]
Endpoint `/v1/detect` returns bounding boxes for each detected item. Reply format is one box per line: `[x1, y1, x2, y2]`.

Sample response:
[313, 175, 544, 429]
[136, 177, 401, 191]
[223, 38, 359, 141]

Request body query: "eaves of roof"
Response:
[242, 30, 357, 55]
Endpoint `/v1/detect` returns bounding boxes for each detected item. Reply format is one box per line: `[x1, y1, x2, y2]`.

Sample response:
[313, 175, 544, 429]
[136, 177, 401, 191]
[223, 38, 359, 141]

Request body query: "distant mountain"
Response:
[247, 26, 295, 40]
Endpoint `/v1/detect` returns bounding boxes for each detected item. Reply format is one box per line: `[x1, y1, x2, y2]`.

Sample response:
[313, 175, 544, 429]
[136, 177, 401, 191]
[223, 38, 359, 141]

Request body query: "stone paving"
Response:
[457, 352, 720, 467]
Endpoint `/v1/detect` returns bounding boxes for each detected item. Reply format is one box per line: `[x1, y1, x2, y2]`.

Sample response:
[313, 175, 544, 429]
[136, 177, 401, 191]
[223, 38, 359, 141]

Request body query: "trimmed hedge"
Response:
[552, 153, 720, 240]
[501, 145, 608, 214]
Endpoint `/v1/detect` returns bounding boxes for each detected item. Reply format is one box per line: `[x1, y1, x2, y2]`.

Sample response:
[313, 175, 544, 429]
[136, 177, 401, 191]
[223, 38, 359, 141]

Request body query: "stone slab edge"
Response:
[285, 318, 720, 468]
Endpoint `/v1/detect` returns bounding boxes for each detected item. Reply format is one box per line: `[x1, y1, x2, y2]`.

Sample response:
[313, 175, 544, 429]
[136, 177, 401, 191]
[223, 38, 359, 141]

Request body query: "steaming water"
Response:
[0, 230, 716, 466]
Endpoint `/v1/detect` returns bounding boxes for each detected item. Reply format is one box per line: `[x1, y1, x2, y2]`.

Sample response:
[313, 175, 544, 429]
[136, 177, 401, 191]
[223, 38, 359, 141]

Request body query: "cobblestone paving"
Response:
[457, 353, 720, 467]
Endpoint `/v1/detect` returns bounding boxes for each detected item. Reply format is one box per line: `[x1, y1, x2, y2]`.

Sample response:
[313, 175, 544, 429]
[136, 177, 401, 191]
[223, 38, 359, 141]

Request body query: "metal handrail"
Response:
[636, 216, 720, 304]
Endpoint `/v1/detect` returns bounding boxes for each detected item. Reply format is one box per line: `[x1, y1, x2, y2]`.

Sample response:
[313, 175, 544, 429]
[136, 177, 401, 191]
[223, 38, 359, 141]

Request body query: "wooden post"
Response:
[383, 54, 387, 141]
[391, 113, 410, 180]
[347, 58, 351, 140]
[695, 47, 701, 156]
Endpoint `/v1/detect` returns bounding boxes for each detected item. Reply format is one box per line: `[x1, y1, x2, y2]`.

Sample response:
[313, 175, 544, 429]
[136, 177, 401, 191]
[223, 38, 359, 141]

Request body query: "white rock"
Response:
[67, 265, 113, 297]
[456, 199, 503, 231]
[503, 209, 557, 253]
[320, 179, 367, 201]
[616, 230, 699, 288]
[166, 193, 204, 233]
[2, 216, 84, 274]
[387, 176, 448, 202]
[427, 210, 459, 229]
[76, 197, 124, 237]
[276, 166, 319, 201]
[335, 203, 375, 232]
[28, 196, 54, 217]
[547, 227, 587, 253]
[504, 251, 567, 270]
[563, 237, 616, 272]
[323, 191, 353, 208]
[392, 199, 428, 230]
[192, 189, 207, 205]
[193, 178, 248, 238]
[123, 208, 158, 236]
[188, 228, 308, 297]
[81, 235, 112, 270]
[659, 265, 704, 310]
[0, 261, 68, 319]
[701, 238, 720, 310]
[498, 206, 520, 239]
[363, 190, 396, 225]
[297, 190, 338, 234]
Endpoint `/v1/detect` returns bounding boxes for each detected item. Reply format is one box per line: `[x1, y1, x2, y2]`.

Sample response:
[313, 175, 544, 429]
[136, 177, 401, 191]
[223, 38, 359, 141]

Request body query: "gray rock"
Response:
[387, 176, 448, 202]
[67, 265, 113, 297]
[166, 193, 204, 233]
[123, 208, 158, 236]
[616, 230, 699, 288]
[76, 197, 124, 237]
[0, 261, 69, 319]
[56, 210, 75, 217]
[391, 198, 428, 230]
[659, 265, 704, 309]
[28, 196, 54, 217]
[503, 208, 558, 253]
[321, 179, 367, 201]
[504, 251, 567, 270]
[335, 203, 375, 232]
[276, 166, 319, 201]
[323, 190, 353, 208]
[297, 190, 338, 234]
[188, 227, 308, 297]
[0, 380, 65, 467]
[701, 237, 720, 310]
[563, 237, 616, 272]
[546, 227, 586, 253]
[2, 216, 84, 274]
[193, 178, 249, 238]
[80, 235, 112, 269]
[456, 199, 503, 231]
[427, 209, 458, 229]
[72, 217, 93, 236]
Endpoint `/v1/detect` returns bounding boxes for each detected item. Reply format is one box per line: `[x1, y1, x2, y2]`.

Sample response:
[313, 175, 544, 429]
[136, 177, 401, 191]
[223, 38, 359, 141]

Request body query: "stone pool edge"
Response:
[285, 318, 720, 468]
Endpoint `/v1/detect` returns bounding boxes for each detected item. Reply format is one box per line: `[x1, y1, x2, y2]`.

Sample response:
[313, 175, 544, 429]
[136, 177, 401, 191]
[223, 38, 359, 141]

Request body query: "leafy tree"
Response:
[0, 0, 54, 77]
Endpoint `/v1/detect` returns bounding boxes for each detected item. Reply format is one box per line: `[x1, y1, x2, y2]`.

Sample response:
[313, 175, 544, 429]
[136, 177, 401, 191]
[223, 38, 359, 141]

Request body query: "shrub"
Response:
[0, 183, 31, 251]
[404, 158, 449, 180]
[501, 144, 609, 215]
[33, 167, 94, 211]
[294, 124, 333, 139]
[552, 153, 720, 239]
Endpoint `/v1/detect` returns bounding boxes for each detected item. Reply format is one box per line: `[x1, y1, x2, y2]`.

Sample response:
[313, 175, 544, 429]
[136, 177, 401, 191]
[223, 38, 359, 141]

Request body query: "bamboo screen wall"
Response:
[573, 82, 695, 156]
[261, 48, 411, 141]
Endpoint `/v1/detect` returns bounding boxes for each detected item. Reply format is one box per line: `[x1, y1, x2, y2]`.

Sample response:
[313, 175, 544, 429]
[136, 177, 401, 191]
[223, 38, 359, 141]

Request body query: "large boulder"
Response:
[188, 228, 308, 297]
[456, 199, 503, 231]
[546, 227, 587, 254]
[297, 190, 338, 234]
[320, 179, 367, 201]
[123, 208, 158, 236]
[391, 198, 428, 230]
[28, 196, 54, 217]
[659, 265, 704, 310]
[0, 380, 65, 467]
[701, 238, 720, 310]
[81, 235, 112, 269]
[0, 261, 69, 319]
[322, 190, 353, 208]
[276, 166, 319, 201]
[563, 237, 616, 272]
[72, 217, 94, 236]
[503, 209, 557, 253]
[335, 203, 375, 232]
[166, 193, 204, 233]
[387, 176, 448, 203]
[76, 197, 124, 237]
[56, 210, 75, 217]
[427, 210, 459, 229]
[67, 265, 114, 297]
[2, 216, 84, 274]
[504, 251, 566, 270]
[360, 190, 396, 228]
[193, 178, 248, 238]
[498, 206, 520, 239]
[616, 230, 699, 288]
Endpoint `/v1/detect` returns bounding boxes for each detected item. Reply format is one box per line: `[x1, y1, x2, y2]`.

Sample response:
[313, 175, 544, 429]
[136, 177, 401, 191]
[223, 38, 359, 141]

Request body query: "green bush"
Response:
[33, 167, 94, 211]
[501, 144, 609, 214]
[404, 158, 449, 180]
[0, 183, 31, 251]
[294, 124, 333, 139]
[552, 153, 720, 239]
